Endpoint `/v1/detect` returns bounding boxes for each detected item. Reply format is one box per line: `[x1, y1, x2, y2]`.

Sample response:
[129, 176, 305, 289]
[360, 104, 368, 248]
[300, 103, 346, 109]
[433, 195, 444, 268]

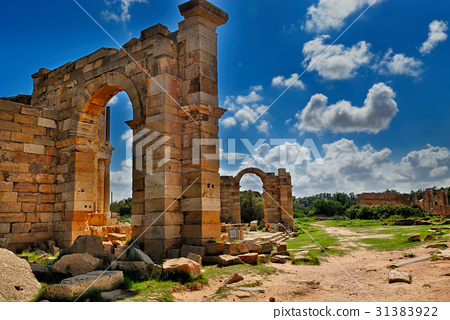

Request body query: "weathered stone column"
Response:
[177, 0, 228, 245]
[277, 169, 294, 229]
[139, 26, 184, 262]
[103, 159, 111, 213]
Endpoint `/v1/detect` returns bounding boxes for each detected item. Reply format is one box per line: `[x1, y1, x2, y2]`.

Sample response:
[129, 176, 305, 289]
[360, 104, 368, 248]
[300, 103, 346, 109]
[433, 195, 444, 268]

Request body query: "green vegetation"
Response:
[291, 188, 450, 220]
[240, 190, 264, 223]
[127, 273, 207, 302]
[18, 251, 59, 266]
[203, 263, 278, 280]
[288, 219, 450, 254]
[292, 255, 320, 265]
[287, 225, 346, 256]
[110, 197, 132, 216]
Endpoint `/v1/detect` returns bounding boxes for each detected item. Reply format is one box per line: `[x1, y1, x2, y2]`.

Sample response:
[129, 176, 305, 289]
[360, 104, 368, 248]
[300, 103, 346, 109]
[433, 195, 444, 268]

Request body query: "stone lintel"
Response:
[179, 0, 229, 27]
[125, 118, 145, 130]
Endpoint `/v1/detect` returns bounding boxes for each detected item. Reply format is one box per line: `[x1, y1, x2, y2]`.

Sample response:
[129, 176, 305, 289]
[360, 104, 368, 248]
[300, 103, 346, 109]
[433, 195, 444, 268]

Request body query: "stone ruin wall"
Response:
[0, 0, 230, 262]
[0, 99, 59, 250]
[356, 192, 412, 206]
[220, 168, 294, 229]
[422, 189, 450, 218]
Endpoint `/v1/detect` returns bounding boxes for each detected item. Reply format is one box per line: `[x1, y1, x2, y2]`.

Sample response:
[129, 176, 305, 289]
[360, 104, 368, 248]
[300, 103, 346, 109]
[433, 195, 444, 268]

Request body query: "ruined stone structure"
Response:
[356, 193, 413, 206]
[0, 0, 230, 262]
[220, 168, 294, 229]
[421, 188, 450, 218]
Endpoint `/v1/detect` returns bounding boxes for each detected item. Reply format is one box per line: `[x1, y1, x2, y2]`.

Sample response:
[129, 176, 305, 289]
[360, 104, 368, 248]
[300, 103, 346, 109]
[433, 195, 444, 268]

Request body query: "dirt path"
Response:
[172, 225, 450, 302]
[173, 246, 450, 302]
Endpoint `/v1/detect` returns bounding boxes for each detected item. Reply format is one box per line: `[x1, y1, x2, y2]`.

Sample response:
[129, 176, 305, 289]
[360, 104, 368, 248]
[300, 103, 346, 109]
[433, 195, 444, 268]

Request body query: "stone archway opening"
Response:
[220, 168, 294, 229]
[238, 173, 265, 227]
[62, 75, 143, 247]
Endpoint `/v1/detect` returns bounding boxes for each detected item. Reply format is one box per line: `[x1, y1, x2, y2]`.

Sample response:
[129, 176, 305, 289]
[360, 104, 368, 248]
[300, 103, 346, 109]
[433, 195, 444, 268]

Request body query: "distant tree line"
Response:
[293, 191, 426, 220]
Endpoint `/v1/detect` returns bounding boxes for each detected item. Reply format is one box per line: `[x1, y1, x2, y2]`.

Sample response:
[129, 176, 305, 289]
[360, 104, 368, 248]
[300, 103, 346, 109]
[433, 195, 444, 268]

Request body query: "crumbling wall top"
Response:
[179, 0, 229, 26]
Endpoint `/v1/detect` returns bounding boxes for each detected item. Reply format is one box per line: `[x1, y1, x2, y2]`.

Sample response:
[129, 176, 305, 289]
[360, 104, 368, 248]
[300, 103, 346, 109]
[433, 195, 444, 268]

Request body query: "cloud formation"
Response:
[373, 48, 423, 77]
[295, 83, 398, 133]
[272, 74, 305, 90]
[220, 86, 271, 132]
[221, 139, 450, 197]
[302, 35, 372, 80]
[304, 0, 379, 33]
[419, 20, 448, 55]
[102, 0, 148, 24]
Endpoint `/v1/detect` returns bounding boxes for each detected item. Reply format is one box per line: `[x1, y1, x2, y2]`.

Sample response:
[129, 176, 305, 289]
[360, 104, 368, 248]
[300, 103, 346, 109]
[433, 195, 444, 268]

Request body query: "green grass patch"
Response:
[240, 280, 263, 288]
[202, 263, 278, 280]
[287, 224, 346, 256]
[17, 251, 59, 266]
[292, 256, 320, 265]
[127, 279, 180, 302]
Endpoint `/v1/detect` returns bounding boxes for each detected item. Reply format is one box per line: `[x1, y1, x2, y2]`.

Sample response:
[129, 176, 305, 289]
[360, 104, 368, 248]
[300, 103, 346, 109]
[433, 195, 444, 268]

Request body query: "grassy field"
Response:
[288, 219, 450, 254]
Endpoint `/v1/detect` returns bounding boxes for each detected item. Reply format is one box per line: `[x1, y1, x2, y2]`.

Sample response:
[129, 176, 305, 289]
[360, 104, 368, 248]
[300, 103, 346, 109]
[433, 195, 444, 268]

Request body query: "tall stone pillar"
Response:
[103, 159, 111, 213]
[277, 169, 294, 229]
[177, 0, 228, 245]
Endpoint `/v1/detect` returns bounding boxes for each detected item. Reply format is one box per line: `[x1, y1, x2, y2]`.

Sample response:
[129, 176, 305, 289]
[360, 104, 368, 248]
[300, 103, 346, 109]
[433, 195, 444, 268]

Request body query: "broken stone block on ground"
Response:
[407, 234, 420, 242]
[53, 253, 101, 276]
[64, 235, 103, 255]
[127, 248, 154, 265]
[180, 245, 206, 258]
[205, 242, 224, 255]
[270, 256, 288, 264]
[45, 271, 124, 301]
[388, 270, 411, 284]
[117, 261, 150, 281]
[187, 252, 202, 265]
[218, 254, 243, 267]
[0, 248, 41, 302]
[259, 242, 274, 254]
[238, 252, 258, 264]
[163, 257, 201, 278]
[224, 272, 244, 285]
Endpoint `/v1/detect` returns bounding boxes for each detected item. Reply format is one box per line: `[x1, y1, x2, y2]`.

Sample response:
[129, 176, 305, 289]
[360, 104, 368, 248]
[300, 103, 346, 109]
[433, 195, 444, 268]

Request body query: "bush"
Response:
[345, 203, 425, 220]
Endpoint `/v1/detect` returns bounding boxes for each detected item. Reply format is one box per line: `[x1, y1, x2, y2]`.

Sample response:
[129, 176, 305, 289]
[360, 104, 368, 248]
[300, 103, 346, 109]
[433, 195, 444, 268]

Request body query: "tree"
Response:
[110, 197, 132, 216]
[240, 190, 264, 223]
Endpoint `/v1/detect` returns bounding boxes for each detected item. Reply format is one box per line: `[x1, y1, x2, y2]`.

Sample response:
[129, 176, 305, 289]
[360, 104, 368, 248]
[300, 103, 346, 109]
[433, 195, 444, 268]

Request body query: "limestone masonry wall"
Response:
[220, 168, 294, 229]
[356, 193, 412, 206]
[0, 99, 59, 250]
[0, 0, 231, 262]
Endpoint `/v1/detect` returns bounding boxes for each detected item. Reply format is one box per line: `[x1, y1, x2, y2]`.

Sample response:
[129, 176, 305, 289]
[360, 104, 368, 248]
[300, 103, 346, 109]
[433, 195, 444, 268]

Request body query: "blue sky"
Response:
[1, 0, 450, 200]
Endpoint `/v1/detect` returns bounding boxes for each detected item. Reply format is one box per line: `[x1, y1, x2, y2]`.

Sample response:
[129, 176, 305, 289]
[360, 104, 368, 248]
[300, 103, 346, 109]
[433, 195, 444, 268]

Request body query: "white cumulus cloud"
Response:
[221, 86, 271, 133]
[419, 20, 448, 55]
[374, 48, 423, 77]
[302, 35, 372, 80]
[295, 83, 398, 133]
[221, 117, 237, 128]
[110, 158, 132, 201]
[256, 120, 271, 134]
[235, 89, 263, 105]
[304, 0, 381, 33]
[272, 74, 305, 90]
[102, 0, 148, 24]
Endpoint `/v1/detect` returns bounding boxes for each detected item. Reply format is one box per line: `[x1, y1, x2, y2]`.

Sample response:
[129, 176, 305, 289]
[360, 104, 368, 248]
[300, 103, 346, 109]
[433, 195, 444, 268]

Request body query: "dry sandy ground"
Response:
[173, 243, 450, 302]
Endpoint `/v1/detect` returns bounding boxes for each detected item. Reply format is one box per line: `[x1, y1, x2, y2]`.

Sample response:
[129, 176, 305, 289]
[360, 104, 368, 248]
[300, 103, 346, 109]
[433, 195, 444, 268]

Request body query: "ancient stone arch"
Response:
[220, 168, 294, 229]
[0, 0, 229, 262]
